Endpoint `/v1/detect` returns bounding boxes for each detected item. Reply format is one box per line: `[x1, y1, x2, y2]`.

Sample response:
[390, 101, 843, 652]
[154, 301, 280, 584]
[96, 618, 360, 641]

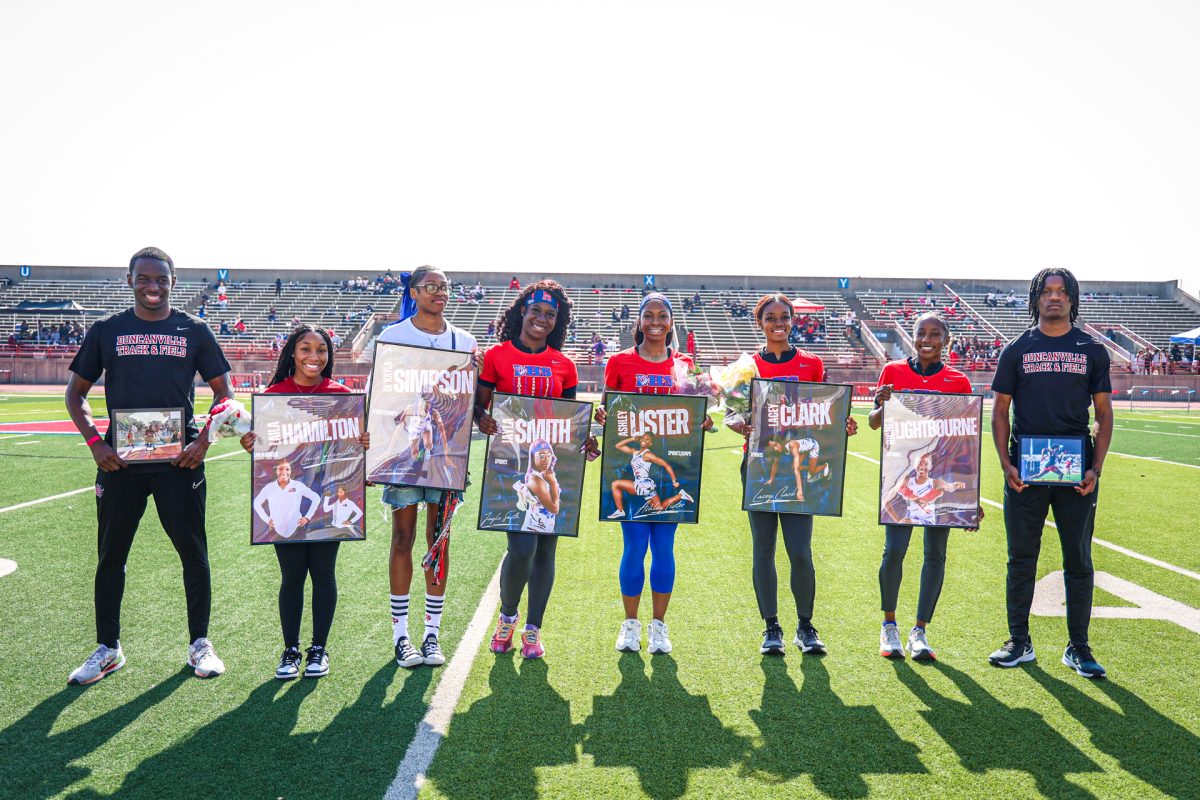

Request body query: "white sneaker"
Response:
[615, 618, 642, 652]
[907, 627, 937, 661]
[68, 643, 125, 685]
[188, 637, 226, 678]
[607, 509, 626, 520]
[879, 623, 904, 659]
[648, 619, 673, 654]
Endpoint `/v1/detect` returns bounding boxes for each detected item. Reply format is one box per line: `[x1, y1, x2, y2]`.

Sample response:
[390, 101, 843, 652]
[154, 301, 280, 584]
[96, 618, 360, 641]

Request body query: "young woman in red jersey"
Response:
[474, 280, 583, 659]
[868, 311, 982, 661]
[596, 292, 713, 655]
[240, 324, 370, 680]
[726, 294, 858, 657]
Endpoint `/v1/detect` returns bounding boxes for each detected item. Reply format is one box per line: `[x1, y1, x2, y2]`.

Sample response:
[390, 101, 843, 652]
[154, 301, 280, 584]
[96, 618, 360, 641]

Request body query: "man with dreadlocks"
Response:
[987, 268, 1113, 679]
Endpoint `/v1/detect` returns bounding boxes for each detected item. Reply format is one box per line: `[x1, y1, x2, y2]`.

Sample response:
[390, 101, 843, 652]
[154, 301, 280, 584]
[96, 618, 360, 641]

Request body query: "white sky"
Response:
[2, 1, 1198, 283]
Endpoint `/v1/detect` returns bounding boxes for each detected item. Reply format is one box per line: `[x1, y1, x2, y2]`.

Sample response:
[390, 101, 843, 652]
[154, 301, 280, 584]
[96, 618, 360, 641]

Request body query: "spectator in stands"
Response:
[611, 308, 620, 324]
[216, 285, 228, 309]
[268, 306, 277, 322]
[275, 277, 282, 297]
[233, 318, 247, 336]
[621, 304, 630, 321]
[926, 279, 935, 292]
[485, 320, 496, 340]
[1005, 290, 1017, 307]
[591, 335, 606, 366]
[686, 329, 697, 358]
[1169, 343, 1182, 363]
[1104, 327, 1115, 341]
[985, 291, 998, 308]
[220, 320, 232, 335]
[472, 281, 485, 302]
[509, 276, 520, 290]
[290, 315, 301, 327]
[197, 304, 206, 319]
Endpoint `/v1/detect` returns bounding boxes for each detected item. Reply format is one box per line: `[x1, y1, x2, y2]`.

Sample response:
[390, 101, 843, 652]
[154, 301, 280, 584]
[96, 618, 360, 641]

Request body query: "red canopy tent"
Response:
[791, 298, 825, 314]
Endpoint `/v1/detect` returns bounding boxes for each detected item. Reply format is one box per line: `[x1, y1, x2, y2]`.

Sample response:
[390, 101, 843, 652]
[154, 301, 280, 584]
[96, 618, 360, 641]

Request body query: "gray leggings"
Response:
[879, 525, 950, 623]
[748, 510, 815, 622]
[499, 532, 558, 628]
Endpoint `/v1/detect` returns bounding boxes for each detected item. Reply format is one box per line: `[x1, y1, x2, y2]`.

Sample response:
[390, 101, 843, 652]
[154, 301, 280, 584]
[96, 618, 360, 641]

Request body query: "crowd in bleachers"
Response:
[1132, 345, 1199, 375]
[7, 319, 89, 347]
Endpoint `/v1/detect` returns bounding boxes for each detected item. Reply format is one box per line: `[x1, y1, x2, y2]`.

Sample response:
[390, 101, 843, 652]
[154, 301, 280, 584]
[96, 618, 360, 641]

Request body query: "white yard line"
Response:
[0, 433, 33, 439]
[385, 559, 504, 800]
[847, 450, 1199, 581]
[0, 449, 247, 514]
[1114, 425, 1200, 438]
[1109, 451, 1200, 470]
[15, 440, 40, 445]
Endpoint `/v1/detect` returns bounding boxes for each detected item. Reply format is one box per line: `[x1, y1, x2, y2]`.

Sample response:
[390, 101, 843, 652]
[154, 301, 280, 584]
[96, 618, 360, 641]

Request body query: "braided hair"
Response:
[269, 324, 335, 386]
[495, 279, 573, 350]
[1028, 268, 1080, 324]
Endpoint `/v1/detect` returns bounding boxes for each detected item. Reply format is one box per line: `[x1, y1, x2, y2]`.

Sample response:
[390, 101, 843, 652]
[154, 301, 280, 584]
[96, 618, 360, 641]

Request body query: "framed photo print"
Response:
[111, 408, 185, 463]
[1018, 435, 1086, 485]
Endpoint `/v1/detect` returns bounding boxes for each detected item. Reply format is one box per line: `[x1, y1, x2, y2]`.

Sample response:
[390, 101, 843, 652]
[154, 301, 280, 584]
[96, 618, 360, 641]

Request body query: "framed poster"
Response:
[112, 408, 184, 463]
[366, 342, 475, 490]
[599, 392, 707, 524]
[477, 393, 594, 537]
[251, 393, 366, 545]
[1018, 435, 1086, 485]
[879, 393, 983, 528]
[743, 380, 852, 517]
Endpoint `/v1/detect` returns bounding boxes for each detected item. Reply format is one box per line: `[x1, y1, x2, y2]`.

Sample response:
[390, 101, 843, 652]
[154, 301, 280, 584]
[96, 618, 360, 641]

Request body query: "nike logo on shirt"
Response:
[177, 327, 190, 331]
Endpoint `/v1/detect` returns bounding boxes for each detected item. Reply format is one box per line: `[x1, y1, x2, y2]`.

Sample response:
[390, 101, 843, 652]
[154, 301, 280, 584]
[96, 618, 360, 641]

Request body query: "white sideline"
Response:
[0, 558, 16, 578]
[847, 451, 1200, 582]
[385, 560, 503, 800]
[1109, 451, 1200, 470]
[0, 449, 247, 514]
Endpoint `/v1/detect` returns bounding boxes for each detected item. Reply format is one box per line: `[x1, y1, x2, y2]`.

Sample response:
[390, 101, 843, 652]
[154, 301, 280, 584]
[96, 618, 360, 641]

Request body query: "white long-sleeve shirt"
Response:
[254, 478, 321, 539]
[323, 495, 364, 528]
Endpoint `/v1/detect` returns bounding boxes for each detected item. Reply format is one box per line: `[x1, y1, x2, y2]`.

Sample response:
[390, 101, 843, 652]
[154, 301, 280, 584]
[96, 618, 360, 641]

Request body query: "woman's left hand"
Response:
[965, 505, 985, 532]
[701, 415, 714, 431]
[845, 416, 858, 436]
[358, 431, 371, 450]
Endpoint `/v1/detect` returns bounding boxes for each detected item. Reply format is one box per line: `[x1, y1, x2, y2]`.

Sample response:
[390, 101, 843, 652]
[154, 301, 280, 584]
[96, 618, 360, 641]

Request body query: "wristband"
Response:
[85, 434, 102, 447]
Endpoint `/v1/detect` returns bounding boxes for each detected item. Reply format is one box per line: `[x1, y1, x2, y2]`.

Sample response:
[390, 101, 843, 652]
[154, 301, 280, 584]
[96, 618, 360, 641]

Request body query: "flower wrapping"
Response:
[708, 352, 759, 425]
[207, 398, 252, 442]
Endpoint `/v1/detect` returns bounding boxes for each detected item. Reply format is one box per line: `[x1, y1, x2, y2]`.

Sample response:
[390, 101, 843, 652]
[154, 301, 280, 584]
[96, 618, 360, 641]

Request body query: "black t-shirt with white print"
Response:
[70, 308, 231, 447]
[991, 325, 1111, 461]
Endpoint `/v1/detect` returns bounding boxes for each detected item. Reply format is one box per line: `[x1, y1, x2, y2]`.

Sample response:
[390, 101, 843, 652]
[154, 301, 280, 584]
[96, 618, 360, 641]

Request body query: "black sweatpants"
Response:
[499, 532, 558, 628]
[879, 525, 950, 623]
[275, 542, 340, 648]
[94, 465, 210, 648]
[742, 458, 815, 622]
[1004, 482, 1098, 645]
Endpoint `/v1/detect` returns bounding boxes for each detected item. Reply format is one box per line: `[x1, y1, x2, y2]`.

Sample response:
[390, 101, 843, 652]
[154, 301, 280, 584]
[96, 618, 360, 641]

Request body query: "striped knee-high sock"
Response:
[390, 594, 409, 644]
[423, 593, 444, 639]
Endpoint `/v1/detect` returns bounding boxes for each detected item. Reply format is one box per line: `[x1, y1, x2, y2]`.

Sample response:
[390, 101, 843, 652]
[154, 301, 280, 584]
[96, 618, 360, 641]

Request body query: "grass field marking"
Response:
[1113, 425, 1200, 439]
[385, 558, 504, 800]
[0, 433, 33, 439]
[0, 558, 15, 578]
[0, 449, 248, 514]
[15, 440, 39, 445]
[1110, 451, 1200, 470]
[1033, 570, 1200, 635]
[846, 451, 1200, 582]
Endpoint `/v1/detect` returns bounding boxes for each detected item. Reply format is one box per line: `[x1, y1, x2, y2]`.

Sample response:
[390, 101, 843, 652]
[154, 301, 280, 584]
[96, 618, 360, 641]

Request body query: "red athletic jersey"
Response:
[265, 377, 350, 394]
[479, 340, 577, 398]
[752, 348, 826, 382]
[877, 359, 973, 394]
[604, 347, 693, 395]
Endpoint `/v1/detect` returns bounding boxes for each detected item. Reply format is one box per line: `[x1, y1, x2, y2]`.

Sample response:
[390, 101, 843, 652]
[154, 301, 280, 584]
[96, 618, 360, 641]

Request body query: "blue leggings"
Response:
[619, 521, 677, 595]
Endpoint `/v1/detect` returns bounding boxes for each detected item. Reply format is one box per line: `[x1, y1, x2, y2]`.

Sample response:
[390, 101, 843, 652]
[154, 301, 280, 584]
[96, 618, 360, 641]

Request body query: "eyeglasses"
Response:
[415, 283, 452, 295]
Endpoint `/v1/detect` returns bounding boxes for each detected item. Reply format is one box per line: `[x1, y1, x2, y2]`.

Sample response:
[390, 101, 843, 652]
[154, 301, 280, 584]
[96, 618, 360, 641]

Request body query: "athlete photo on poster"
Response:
[1018, 435, 1086, 485]
[366, 342, 475, 491]
[879, 393, 983, 528]
[251, 394, 366, 545]
[478, 393, 593, 536]
[743, 380, 852, 516]
[599, 392, 707, 524]
[112, 408, 184, 463]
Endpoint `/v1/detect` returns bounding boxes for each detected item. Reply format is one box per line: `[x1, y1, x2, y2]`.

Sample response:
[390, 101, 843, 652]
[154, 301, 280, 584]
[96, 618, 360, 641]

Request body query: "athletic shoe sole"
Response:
[397, 657, 424, 669]
[910, 649, 937, 662]
[1062, 654, 1105, 679]
[304, 667, 329, 679]
[761, 644, 785, 656]
[989, 649, 1036, 668]
[616, 642, 640, 653]
[880, 648, 905, 659]
[648, 644, 671, 655]
[69, 655, 125, 685]
[423, 655, 446, 666]
[275, 670, 300, 681]
[189, 663, 224, 679]
[795, 637, 826, 655]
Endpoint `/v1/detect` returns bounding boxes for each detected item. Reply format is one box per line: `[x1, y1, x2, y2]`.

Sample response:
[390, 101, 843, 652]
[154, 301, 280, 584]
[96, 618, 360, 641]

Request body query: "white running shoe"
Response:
[648, 619, 673, 654]
[615, 618, 642, 652]
[879, 623, 904, 659]
[68, 643, 125, 685]
[607, 509, 626, 520]
[907, 627, 936, 661]
[678, 489, 694, 504]
[188, 637, 226, 678]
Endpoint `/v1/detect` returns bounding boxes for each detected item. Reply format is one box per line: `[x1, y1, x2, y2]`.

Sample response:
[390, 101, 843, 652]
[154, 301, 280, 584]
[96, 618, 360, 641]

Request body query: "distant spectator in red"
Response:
[233, 317, 247, 335]
[686, 329, 697, 358]
[509, 276, 520, 290]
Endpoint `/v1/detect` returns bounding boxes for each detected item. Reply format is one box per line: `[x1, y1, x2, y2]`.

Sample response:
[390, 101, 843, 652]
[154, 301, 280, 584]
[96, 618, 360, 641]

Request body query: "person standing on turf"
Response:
[596, 292, 713, 655]
[65, 247, 233, 685]
[869, 311, 981, 662]
[240, 324, 370, 679]
[987, 268, 1113, 679]
[725, 294, 857, 657]
[377, 266, 480, 670]
[475, 280, 585, 659]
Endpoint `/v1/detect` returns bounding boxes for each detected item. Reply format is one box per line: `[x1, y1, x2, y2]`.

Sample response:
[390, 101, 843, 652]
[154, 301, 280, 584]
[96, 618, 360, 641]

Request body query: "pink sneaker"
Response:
[520, 628, 544, 659]
[490, 615, 518, 654]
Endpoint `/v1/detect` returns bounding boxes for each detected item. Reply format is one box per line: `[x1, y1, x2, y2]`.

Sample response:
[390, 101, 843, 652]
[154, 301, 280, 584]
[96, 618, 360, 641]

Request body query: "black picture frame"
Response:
[111, 407, 186, 464]
[1017, 434, 1088, 486]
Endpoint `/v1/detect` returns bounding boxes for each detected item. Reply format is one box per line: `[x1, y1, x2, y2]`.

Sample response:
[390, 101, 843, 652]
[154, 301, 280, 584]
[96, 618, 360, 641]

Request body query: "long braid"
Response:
[1027, 268, 1080, 325]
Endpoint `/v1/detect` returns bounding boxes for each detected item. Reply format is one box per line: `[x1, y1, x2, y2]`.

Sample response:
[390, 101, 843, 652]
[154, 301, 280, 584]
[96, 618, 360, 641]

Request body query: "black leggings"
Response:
[878, 525, 949, 623]
[499, 532, 558, 628]
[748, 510, 816, 622]
[275, 542, 340, 648]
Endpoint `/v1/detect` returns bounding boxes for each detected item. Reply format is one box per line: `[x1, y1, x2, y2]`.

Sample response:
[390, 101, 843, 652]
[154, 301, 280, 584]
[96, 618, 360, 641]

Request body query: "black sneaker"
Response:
[760, 622, 785, 655]
[395, 636, 423, 668]
[304, 645, 329, 678]
[794, 624, 827, 655]
[988, 638, 1035, 668]
[421, 633, 445, 666]
[1062, 643, 1106, 679]
[275, 646, 302, 681]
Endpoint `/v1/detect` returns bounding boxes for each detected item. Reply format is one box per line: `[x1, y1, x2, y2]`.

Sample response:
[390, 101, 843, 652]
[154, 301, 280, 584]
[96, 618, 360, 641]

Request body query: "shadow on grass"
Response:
[743, 656, 925, 798]
[1027, 664, 1198, 799]
[69, 661, 433, 799]
[1, 670, 188, 799]
[894, 661, 1101, 799]
[583, 653, 747, 800]
[426, 653, 578, 800]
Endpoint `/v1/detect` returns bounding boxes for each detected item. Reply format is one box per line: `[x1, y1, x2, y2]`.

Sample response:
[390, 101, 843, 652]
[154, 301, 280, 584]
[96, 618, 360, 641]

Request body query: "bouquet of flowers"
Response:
[708, 352, 759, 426]
[206, 398, 252, 442]
[670, 359, 720, 407]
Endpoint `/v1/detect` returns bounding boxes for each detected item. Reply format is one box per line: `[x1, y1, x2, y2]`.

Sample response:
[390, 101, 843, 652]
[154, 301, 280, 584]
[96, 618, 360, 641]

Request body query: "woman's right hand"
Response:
[594, 405, 606, 425]
[476, 411, 499, 436]
[873, 384, 893, 406]
[240, 431, 256, 453]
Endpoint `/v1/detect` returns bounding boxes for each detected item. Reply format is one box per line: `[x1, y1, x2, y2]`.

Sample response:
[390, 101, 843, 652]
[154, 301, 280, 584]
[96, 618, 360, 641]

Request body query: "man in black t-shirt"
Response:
[987, 268, 1113, 680]
[65, 247, 234, 686]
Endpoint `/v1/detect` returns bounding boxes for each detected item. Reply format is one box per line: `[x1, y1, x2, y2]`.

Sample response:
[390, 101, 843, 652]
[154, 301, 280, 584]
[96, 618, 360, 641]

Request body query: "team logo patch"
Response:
[635, 374, 674, 388]
[95, 484, 104, 498]
[514, 365, 552, 378]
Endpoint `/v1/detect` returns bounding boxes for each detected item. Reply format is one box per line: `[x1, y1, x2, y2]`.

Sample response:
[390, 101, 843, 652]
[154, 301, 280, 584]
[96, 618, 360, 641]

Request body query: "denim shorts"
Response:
[381, 484, 463, 510]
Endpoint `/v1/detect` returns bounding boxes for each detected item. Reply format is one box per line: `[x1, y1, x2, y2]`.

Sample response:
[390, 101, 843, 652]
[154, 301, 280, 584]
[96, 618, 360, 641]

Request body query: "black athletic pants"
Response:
[499, 532, 558, 628]
[94, 465, 210, 648]
[274, 542, 340, 648]
[741, 458, 815, 622]
[1004, 482, 1098, 645]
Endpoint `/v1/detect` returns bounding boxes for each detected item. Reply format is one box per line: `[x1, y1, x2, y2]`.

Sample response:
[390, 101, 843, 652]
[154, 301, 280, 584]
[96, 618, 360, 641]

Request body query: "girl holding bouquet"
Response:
[596, 292, 713, 655]
[239, 324, 370, 680]
[725, 294, 857, 657]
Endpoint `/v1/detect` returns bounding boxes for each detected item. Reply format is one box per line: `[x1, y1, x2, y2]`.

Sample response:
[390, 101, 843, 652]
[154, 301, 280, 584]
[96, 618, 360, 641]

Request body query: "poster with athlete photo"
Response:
[366, 342, 475, 491]
[250, 394, 367, 545]
[879, 393, 983, 528]
[1018, 435, 1086, 485]
[743, 380, 852, 517]
[477, 393, 593, 537]
[112, 408, 184, 463]
[599, 392, 707, 525]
